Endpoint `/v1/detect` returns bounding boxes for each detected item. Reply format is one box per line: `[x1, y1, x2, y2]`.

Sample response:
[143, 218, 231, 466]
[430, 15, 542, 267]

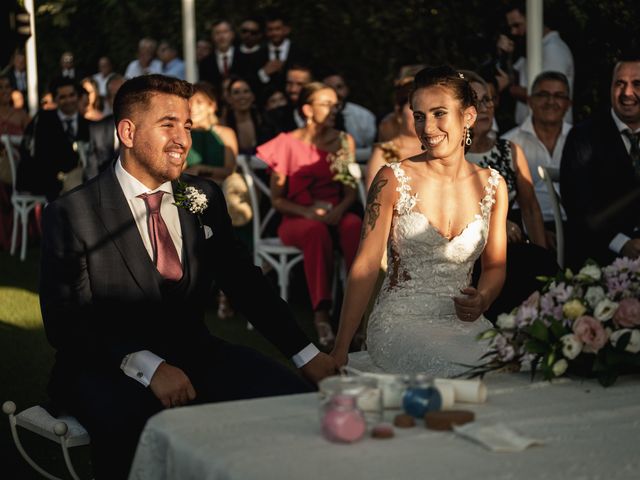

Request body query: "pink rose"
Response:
[613, 298, 640, 328]
[572, 315, 608, 353]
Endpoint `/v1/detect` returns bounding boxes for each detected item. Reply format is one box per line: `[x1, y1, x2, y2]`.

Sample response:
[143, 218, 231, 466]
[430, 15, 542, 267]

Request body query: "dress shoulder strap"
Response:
[386, 161, 418, 215]
[479, 168, 502, 220]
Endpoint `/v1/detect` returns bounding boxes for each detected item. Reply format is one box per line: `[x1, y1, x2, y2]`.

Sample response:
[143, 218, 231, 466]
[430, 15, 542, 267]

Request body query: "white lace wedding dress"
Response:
[351, 162, 501, 377]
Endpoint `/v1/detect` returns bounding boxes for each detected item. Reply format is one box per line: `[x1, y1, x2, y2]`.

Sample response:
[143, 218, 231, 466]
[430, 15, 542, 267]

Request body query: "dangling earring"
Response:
[306, 116, 313, 126]
[464, 124, 472, 146]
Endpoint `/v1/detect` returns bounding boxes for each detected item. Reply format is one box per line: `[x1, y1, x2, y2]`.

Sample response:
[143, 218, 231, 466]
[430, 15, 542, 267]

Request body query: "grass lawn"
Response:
[0, 246, 319, 478]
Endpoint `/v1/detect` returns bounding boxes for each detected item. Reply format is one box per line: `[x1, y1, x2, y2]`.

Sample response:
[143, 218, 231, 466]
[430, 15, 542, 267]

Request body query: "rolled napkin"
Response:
[433, 382, 455, 409]
[434, 378, 487, 404]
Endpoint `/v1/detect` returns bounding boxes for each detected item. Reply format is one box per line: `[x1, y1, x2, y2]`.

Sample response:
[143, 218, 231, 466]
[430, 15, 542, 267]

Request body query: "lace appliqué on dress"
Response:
[387, 162, 418, 215]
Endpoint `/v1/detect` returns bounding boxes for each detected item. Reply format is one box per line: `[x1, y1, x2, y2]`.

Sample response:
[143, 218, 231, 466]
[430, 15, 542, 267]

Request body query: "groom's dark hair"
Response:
[113, 74, 194, 127]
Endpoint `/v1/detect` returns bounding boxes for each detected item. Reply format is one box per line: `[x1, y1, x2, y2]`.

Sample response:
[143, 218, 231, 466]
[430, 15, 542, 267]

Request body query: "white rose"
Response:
[552, 359, 568, 377]
[347, 163, 362, 180]
[578, 264, 602, 281]
[610, 329, 640, 354]
[560, 334, 583, 360]
[594, 299, 619, 322]
[584, 286, 606, 309]
[496, 313, 516, 329]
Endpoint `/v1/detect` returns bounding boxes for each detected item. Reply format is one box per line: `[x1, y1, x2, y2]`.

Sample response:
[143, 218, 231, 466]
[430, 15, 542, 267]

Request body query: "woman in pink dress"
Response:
[257, 82, 362, 349]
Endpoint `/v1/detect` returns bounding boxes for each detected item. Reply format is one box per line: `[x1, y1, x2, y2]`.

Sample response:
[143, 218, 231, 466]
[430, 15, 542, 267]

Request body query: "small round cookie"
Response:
[393, 413, 416, 428]
[371, 423, 395, 439]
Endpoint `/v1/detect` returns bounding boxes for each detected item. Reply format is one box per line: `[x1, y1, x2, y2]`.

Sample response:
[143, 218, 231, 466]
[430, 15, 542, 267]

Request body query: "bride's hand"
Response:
[329, 347, 349, 368]
[453, 287, 486, 322]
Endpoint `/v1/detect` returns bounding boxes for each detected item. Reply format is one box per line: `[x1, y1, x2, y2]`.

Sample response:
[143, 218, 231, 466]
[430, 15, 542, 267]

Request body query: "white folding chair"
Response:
[538, 165, 564, 268]
[3, 401, 90, 480]
[2, 134, 47, 261]
[236, 155, 304, 301]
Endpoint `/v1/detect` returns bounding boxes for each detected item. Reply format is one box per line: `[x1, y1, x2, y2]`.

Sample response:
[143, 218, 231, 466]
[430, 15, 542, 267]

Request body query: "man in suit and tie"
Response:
[17, 77, 89, 200]
[85, 74, 125, 180]
[199, 19, 247, 92]
[40, 74, 337, 479]
[561, 52, 640, 268]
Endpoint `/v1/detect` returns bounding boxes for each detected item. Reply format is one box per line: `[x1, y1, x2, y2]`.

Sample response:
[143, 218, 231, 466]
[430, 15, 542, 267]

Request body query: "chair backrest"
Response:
[236, 154, 276, 242]
[538, 165, 564, 268]
[1, 134, 23, 191]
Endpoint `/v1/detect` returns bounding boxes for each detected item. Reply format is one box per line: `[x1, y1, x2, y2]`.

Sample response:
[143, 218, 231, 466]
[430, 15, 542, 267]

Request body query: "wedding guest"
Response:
[39, 74, 336, 479]
[92, 56, 114, 98]
[196, 39, 213, 63]
[323, 72, 377, 163]
[124, 38, 163, 79]
[17, 77, 89, 201]
[561, 52, 640, 267]
[255, 9, 309, 94]
[236, 17, 267, 98]
[5, 49, 28, 102]
[199, 20, 248, 92]
[464, 70, 556, 320]
[257, 82, 362, 349]
[365, 79, 422, 189]
[266, 64, 313, 133]
[502, 71, 572, 247]
[52, 51, 85, 84]
[264, 86, 287, 111]
[496, 0, 574, 124]
[464, 70, 546, 248]
[224, 76, 277, 154]
[377, 65, 425, 142]
[86, 74, 125, 180]
[0, 74, 30, 250]
[80, 76, 104, 121]
[157, 40, 186, 80]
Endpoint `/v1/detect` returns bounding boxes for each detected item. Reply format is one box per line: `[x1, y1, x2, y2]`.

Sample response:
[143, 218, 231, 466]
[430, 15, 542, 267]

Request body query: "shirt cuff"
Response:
[120, 350, 165, 387]
[258, 69, 270, 84]
[291, 343, 320, 368]
[609, 233, 631, 254]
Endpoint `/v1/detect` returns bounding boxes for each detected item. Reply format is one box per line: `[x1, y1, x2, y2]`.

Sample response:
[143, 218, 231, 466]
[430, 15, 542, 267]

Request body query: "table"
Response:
[129, 373, 640, 480]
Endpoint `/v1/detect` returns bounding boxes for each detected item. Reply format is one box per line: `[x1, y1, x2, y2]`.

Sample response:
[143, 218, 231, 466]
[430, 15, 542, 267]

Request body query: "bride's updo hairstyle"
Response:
[410, 65, 478, 111]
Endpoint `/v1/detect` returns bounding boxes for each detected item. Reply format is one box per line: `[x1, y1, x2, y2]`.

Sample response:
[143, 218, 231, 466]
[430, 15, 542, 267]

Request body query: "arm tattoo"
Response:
[361, 177, 388, 239]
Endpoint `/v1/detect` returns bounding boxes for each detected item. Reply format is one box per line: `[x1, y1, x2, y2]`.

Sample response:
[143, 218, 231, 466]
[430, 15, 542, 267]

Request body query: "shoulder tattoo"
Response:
[361, 176, 388, 240]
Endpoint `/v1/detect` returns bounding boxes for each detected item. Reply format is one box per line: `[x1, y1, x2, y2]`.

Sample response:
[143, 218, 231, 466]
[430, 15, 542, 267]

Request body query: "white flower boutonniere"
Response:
[174, 180, 208, 226]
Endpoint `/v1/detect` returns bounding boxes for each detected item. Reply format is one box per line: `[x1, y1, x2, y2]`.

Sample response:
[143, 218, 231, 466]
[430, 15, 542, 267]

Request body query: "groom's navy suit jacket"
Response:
[40, 165, 309, 400]
[560, 109, 640, 268]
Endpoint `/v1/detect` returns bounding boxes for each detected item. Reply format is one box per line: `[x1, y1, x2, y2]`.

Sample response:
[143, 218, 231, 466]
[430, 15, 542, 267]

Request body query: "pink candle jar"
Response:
[321, 395, 367, 443]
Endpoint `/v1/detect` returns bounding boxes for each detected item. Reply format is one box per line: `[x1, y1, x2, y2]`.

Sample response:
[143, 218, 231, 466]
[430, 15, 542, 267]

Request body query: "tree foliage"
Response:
[31, 0, 640, 120]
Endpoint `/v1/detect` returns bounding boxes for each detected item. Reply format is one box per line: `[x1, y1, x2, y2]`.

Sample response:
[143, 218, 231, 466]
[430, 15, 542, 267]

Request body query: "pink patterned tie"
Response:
[138, 192, 183, 281]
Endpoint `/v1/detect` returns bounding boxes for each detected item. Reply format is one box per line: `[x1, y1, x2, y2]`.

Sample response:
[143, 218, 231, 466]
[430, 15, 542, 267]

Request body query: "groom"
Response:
[39, 74, 337, 479]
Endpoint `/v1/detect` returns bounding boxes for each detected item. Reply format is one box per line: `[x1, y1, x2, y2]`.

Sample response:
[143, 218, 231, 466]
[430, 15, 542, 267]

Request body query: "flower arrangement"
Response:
[468, 257, 640, 386]
[174, 181, 208, 217]
[327, 133, 360, 189]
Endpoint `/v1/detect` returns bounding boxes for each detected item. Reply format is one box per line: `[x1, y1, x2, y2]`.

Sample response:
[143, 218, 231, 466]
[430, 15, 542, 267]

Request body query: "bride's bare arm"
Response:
[478, 176, 509, 311]
[331, 167, 397, 366]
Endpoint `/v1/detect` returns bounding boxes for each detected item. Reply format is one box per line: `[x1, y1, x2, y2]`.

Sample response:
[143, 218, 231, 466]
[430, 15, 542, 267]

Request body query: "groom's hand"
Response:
[300, 352, 339, 385]
[150, 362, 197, 408]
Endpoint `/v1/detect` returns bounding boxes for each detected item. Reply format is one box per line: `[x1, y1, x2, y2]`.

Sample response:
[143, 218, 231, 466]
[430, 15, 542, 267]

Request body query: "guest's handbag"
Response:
[222, 171, 252, 227]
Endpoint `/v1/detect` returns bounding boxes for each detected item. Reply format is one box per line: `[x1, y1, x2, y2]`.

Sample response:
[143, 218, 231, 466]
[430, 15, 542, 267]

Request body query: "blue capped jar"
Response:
[402, 374, 442, 418]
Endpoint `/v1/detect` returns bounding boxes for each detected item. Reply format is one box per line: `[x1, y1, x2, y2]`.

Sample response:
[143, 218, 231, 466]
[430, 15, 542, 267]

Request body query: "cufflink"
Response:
[136, 372, 143, 378]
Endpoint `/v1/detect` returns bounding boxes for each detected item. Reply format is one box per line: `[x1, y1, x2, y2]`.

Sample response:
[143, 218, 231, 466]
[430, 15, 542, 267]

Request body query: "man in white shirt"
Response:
[323, 73, 377, 163]
[39, 74, 336, 479]
[503, 71, 572, 246]
[92, 56, 114, 98]
[497, 0, 574, 125]
[561, 54, 640, 268]
[124, 37, 163, 79]
[157, 40, 185, 80]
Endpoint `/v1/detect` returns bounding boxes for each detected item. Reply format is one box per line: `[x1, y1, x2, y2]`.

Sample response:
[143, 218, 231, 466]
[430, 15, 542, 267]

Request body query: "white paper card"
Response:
[453, 422, 544, 453]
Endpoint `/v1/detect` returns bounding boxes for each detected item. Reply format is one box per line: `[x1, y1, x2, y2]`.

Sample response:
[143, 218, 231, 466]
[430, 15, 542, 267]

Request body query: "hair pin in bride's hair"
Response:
[458, 72, 465, 79]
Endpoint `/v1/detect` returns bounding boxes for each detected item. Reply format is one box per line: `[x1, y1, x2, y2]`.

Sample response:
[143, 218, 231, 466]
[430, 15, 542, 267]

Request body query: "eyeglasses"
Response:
[531, 91, 570, 101]
[311, 102, 338, 109]
[478, 96, 496, 108]
[241, 28, 261, 35]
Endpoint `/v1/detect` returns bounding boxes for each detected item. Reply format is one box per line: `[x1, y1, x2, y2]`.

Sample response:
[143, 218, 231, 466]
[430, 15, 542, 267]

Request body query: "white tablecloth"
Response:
[129, 373, 640, 480]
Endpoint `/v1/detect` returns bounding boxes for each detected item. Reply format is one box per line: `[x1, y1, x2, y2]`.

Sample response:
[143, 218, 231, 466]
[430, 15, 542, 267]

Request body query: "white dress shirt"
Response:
[342, 102, 376, 162]
[215, 47, 235, 75]
[114, 159, 318, 386]
[502, 114, 571, 222]
[258, 39, 291, 83]
[608, 109, 640, 254]
[124, 59, 163, 79]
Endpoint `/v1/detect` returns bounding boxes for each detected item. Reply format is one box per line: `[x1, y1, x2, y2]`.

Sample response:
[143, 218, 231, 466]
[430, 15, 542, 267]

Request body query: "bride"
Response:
[331, 66, 508, 376]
